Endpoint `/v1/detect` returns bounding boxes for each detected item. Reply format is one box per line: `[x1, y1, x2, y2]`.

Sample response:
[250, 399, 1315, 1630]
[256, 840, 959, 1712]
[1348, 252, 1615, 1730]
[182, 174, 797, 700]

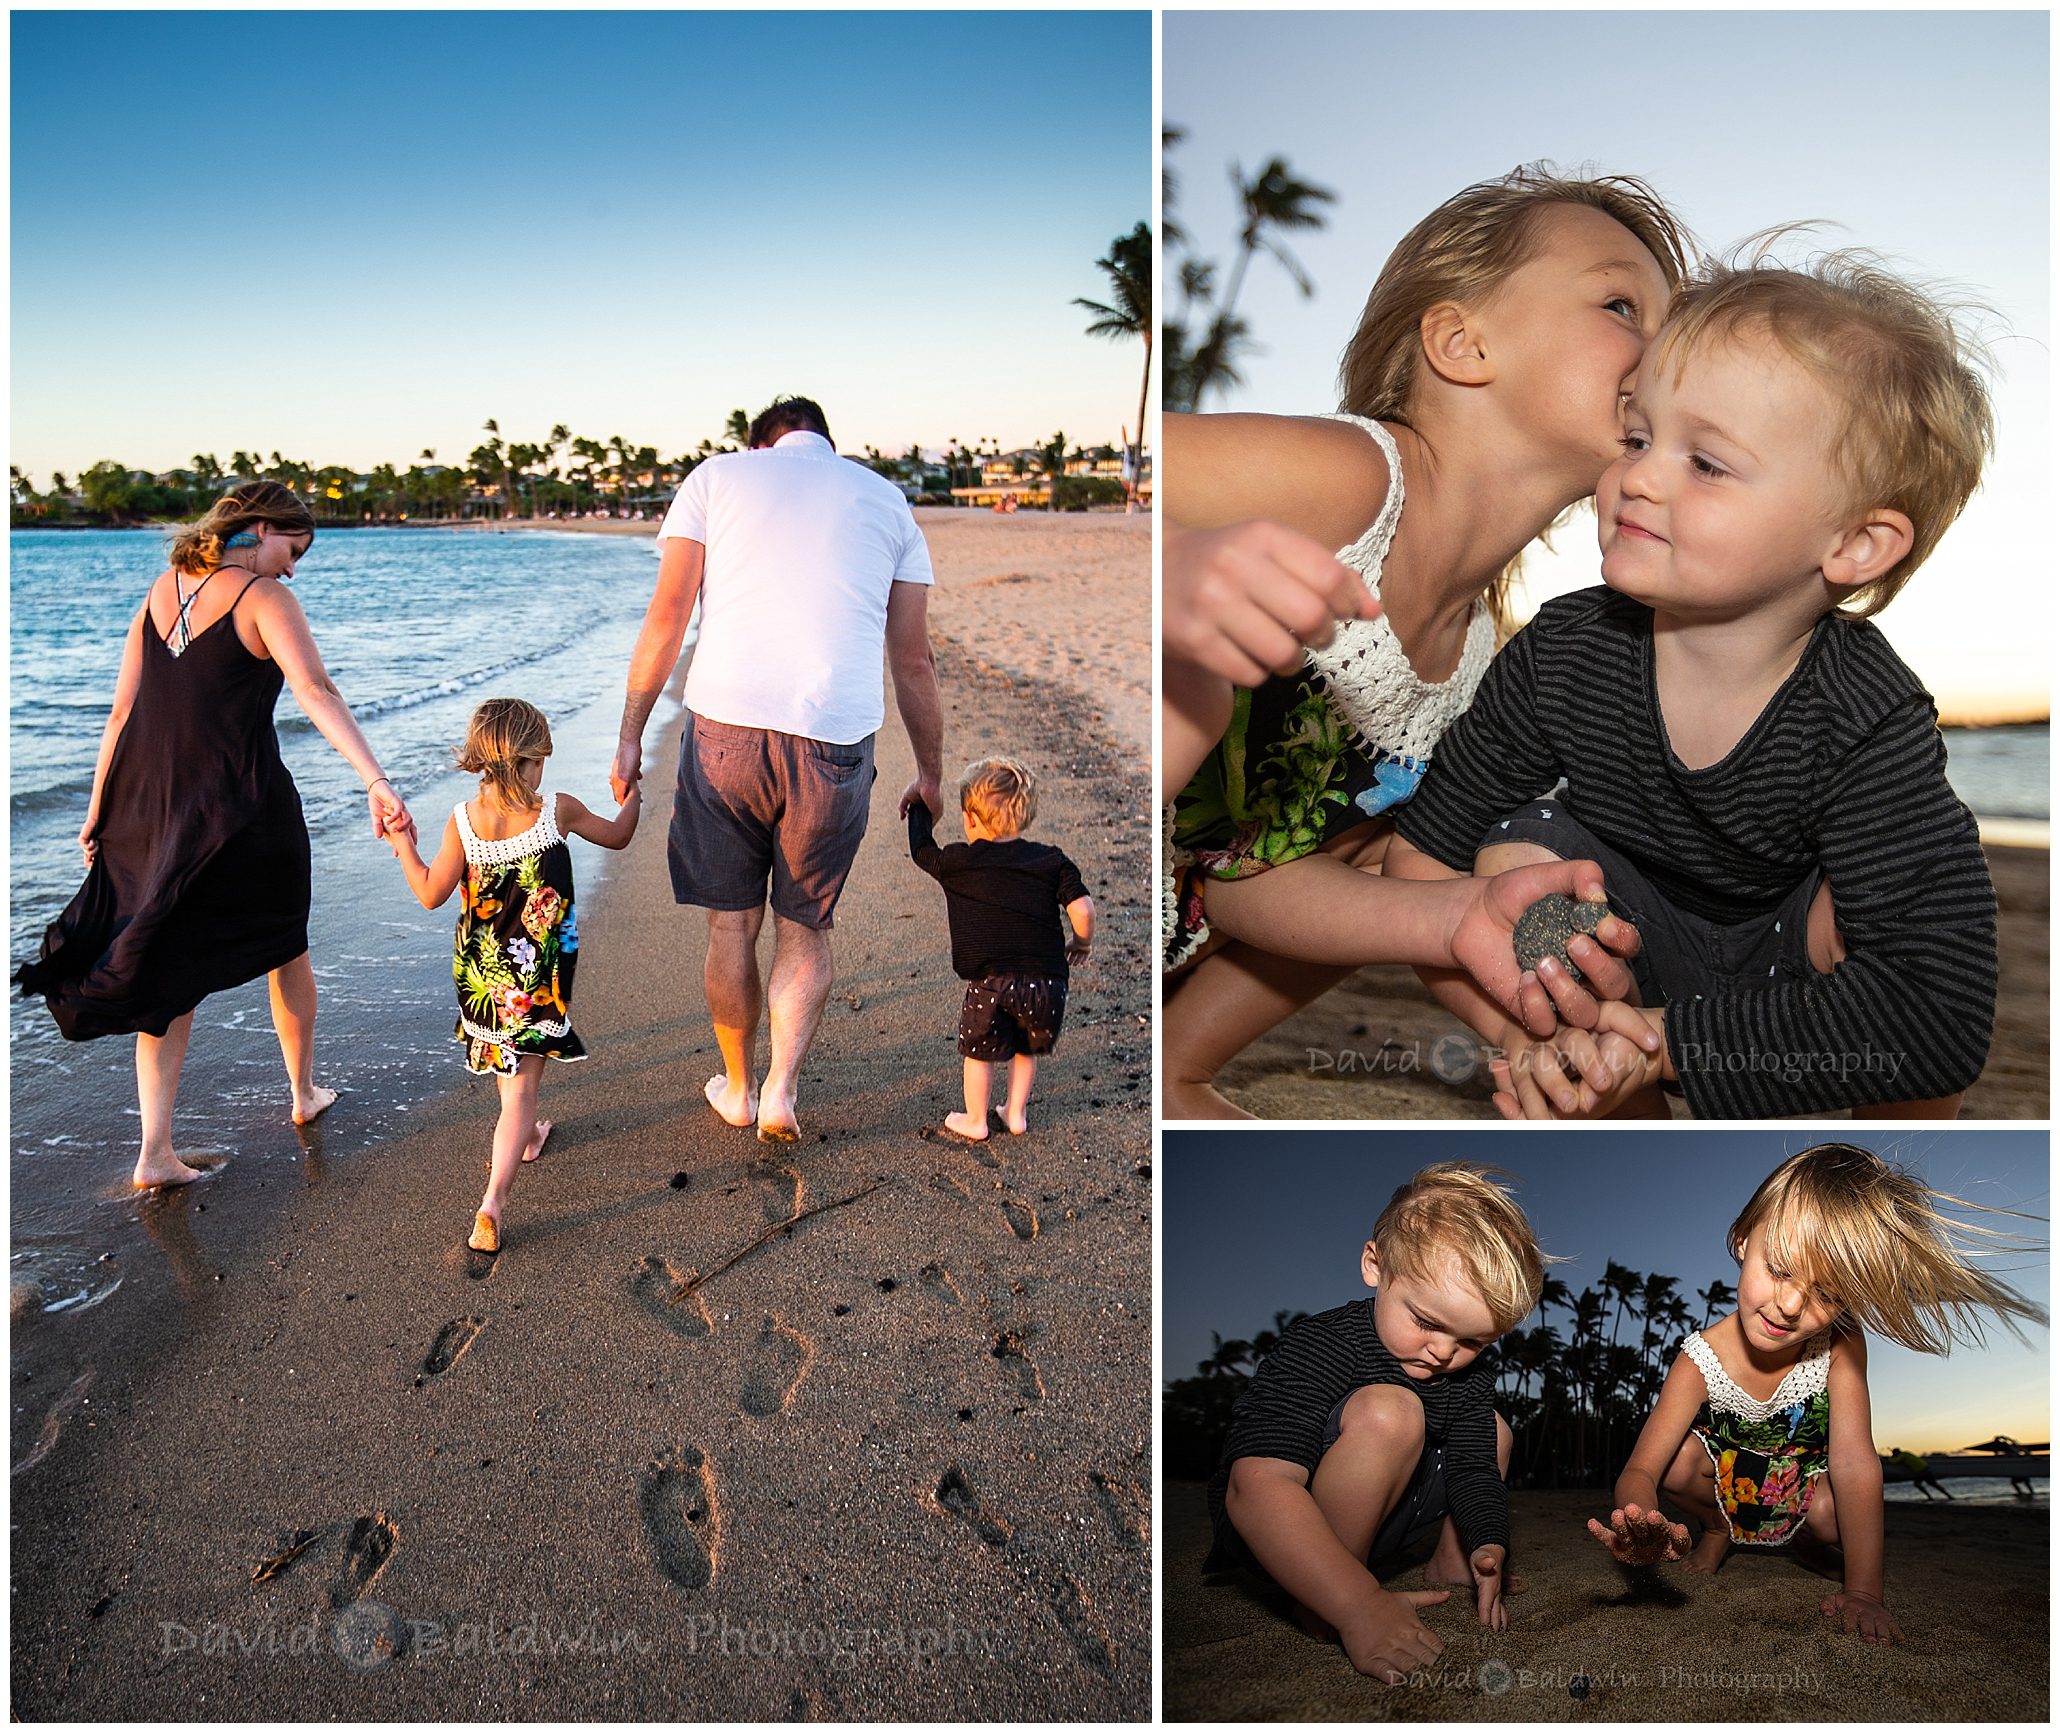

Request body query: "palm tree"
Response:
[1190, 156, 1335, 411]
[1036, 430, 1068, 511]
[1696, 1279, 1737, 1327]
[1075, 221, 1151, 510]
[724, 409, 750, 451]
[1601, 1260, 1641, 1350]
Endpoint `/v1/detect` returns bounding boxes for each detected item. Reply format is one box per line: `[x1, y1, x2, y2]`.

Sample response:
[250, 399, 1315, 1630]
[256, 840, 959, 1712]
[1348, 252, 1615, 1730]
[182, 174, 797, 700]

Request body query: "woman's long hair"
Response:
[166, 480, 316, 576]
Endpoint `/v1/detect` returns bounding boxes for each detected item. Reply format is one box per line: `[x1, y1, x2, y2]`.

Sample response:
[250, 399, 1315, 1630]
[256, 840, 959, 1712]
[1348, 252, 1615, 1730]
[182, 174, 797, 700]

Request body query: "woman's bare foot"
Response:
[291, 1083, 339, 1126]
[1163, 1078, 1255, 1121]
[704, 1075, 757, 1129]
[132, 1153, 208, 1190]
[1681, 1529, 1731, 1575]
[942, 1110, 990, 1142]
[521, 1118, 554, 1163]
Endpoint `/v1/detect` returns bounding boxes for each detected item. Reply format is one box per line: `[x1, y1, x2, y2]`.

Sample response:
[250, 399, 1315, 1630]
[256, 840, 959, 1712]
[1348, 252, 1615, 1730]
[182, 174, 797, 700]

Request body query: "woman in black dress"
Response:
[18, 482, 413, 1188]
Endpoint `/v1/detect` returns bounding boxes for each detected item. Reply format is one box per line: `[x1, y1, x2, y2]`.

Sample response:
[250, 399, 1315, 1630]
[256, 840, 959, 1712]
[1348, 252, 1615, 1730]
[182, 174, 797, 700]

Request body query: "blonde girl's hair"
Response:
[1337, 163, 1696, 633]
[959, 757, 1037, 833]
[1653, 238, 1997, 617]
[166, 480, 316, 576]
[1372, 1161, 1556, 1335]
[1730, 1144, 2048, 1355]
[456, 698, 553, 814]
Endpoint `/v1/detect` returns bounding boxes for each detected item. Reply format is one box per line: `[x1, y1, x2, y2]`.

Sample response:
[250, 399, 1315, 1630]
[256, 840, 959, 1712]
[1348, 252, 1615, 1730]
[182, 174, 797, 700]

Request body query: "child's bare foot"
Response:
[1163, 1078, 1255, 1121]
[1681, 1529, 1731, 1575]
[132, 1152, 209, 1190]
[942, 1111, 989, 1142]
[291, 1083, 339, 1126]
[521, 1118, 553, 1163]
[1790, 1526, 1845, 1581]
[704, 1075, 757, 1129]
[468, 1209, 500, 1254]
[996, 1107, 1029, 1135]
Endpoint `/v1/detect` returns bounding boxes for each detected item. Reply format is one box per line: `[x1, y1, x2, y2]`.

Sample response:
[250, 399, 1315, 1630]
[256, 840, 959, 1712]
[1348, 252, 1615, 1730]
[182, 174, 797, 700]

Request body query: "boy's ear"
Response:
[1419, 301, 1496, 387]
[1360, 1240, 1382, 1290]
[1821, 508, 1914, 594]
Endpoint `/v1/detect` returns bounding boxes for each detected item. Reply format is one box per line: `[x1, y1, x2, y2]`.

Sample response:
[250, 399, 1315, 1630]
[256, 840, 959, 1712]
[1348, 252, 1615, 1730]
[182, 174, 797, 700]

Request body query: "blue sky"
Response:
[1165, 10, 2050, 720]
[1164, 1129, 2050, 1453]
[11, 10, 1151, 476]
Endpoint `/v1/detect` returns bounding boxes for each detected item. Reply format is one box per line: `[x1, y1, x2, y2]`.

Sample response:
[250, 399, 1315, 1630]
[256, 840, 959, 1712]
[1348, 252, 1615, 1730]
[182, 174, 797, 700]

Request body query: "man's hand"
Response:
[611, 738, 643, 806]
[1337, 1586, 1449, 1686]
[1585, 1502, 1693, 1566]
[1469, 1545, 1509, 1631]
[1821, 1589, 1905, 1645]
[898, 775, 942, 820]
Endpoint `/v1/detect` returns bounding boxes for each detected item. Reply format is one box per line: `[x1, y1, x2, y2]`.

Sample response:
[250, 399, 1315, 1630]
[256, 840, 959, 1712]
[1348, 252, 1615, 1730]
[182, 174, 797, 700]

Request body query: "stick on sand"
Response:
[667, 1176, 891, 1304]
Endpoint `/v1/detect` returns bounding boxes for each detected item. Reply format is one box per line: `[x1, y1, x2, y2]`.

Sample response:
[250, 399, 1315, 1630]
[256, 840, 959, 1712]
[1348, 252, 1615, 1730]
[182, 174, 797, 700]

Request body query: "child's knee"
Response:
[1805, 1474, 1839, 1537]
[1661, 1436, 1710, 1496]
[1476, 839, 1564, 876]
[1806, 876, 1846, 973]
[1331, 1382, 1426, 1457]
[1493, 1410, 1513, 1472]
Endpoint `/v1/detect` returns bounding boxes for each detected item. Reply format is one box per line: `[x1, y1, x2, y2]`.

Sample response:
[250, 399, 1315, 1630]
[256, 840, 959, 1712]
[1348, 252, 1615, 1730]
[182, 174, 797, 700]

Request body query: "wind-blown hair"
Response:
[166, 480, 315, 576]
[1729, 1144, 2047, 1355]
[959, 757, 1038, 834]
[456, 697, 553, 815]
[1372, 1161, 1553, 1335]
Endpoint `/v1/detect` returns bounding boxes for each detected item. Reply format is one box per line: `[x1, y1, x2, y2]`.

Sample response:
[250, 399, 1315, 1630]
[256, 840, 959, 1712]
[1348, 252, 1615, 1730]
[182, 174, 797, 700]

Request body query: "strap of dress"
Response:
[223, 573, 267, 614]
[1320, 414, 1404, 574]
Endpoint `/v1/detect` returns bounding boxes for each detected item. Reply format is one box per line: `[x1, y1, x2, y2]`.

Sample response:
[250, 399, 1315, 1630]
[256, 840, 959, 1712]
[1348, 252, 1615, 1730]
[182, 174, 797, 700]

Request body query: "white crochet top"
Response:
[1301, 415, 1498, 763]
[1684, 1328, 1831, 1419]
[455, 796, 562, 868]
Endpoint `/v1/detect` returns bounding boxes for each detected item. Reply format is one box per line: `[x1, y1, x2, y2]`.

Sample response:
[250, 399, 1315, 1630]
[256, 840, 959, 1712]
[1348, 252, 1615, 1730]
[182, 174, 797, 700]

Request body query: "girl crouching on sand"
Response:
[389, 699, 639, 1253]
[1587, 1144, 2046, 1643]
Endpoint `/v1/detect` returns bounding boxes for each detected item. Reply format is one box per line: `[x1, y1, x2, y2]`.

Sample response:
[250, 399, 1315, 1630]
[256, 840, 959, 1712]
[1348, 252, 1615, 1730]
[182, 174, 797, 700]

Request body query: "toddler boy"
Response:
[1209, 1162, 1539, 1684]
[909, 758, 1094, 1140]
[1390, 250, 1998, 1117]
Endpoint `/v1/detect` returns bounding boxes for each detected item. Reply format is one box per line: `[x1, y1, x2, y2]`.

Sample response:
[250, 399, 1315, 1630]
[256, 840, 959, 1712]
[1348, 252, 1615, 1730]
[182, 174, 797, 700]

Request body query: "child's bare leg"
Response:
[703, 907, 763, 1127]
[1427, 1410, 1513, 1587]
[478, 1057, 544, 1231]
[268, 952, 337, 1125]
[1791, 1472, 1843, 1578]
[1000, 1053, 1037, 1134]
[1304, 1385, 1427, 1595]
[944, 1060, 993, 1141]
[134, 1013, 205, 1188]
[1659, 1435, 1731, 1573]
[1164, 941, 1351, 1121]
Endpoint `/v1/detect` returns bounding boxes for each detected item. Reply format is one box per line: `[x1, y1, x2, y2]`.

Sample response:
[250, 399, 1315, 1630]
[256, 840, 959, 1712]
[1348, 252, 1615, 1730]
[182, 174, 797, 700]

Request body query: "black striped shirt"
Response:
[1207, 1298, 1508, 1566]
[1394, 588, 1997, 1115]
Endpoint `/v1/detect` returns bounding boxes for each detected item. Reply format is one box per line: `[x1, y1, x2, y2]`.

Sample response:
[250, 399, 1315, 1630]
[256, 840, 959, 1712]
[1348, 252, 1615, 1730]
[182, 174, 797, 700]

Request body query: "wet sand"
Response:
[1164, 1481, 2049, 1720]
[8, 512, 1152, 1718]
[1213, 842, 2048, 1119]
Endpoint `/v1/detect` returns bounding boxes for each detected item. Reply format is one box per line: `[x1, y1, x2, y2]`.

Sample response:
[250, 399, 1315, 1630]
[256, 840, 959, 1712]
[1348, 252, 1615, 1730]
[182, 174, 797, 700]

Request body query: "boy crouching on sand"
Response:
[1390, 247, 1999, 1119]
[1209, 1163, 1544, 1685]
[909, 758, 1094, 1141]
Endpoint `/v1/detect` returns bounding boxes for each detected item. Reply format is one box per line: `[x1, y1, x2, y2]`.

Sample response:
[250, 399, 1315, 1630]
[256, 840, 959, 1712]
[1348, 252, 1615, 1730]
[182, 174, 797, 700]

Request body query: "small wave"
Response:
[11, 779, 93, 817]
[281, 634, 591, 730]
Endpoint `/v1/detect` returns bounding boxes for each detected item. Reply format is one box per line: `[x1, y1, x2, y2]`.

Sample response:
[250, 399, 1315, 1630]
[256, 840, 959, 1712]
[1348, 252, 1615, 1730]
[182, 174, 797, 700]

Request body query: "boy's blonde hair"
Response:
[166, 480, 315, 576]
[1372, 1162, 1549, 1335]
[457, 697, 553, 814]
[1654, 242, 1997, 616]
[959, 757, 1037, 834]
[1730, 1144, 2047, 1355]
[1337, 164, 1695, 632]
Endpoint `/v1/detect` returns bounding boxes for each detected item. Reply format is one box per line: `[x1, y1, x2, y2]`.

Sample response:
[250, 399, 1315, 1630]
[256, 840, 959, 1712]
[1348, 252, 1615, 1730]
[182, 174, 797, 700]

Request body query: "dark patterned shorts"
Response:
[958, 970, 1067, 1061]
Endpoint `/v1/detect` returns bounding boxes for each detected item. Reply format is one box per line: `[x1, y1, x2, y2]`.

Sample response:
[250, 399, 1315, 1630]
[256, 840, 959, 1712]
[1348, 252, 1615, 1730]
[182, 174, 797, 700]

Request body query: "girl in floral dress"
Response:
[389, 699, 640, 1252]
[1585, 1145, 2045, 1645]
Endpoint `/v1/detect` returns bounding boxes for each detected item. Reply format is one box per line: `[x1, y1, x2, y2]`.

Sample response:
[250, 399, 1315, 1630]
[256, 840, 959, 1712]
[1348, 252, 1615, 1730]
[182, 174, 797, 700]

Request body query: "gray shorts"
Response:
[1479, 801, 1821, 1008]
[668, 714, 876, 929]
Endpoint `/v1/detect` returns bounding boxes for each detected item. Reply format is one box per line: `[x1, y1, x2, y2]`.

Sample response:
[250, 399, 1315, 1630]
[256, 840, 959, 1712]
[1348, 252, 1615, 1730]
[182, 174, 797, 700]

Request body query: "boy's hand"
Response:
[1585, 1503, 1692, 1566]
[1469, 1544, 1509, 1631]
[1337, 1586, 1449, 1686]
[1065, 937, 1091, 962]
[1822, 1589, 1905, 1645]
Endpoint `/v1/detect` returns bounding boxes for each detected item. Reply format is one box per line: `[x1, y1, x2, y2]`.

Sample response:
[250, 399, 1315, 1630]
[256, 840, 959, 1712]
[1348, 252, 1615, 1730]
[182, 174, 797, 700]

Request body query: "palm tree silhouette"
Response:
[1194, 156, 1335, 411]
[1075, 221, 1152, 510]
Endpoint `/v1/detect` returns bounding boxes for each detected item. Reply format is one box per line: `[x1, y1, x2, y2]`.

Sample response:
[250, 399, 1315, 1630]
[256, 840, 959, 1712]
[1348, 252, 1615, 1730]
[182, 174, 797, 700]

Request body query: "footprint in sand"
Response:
[919, 1262, 963, 1305]
[739, 1315, 815, 1418]
[749, 1159, 803, 1224]
[1089, 1470, 1149, 1550]
[328, 1513, 398, 1609]
[11, 1369, 94, 1477]
[629, 1256, 713, 1340]
[638, 1445, 719, 1593]
[1000, 1200, 1039, 1241]
[420, 1316, 486, 1378]
[928, 1464, 1013, 1548]
[991, 1330, 1046, 1402]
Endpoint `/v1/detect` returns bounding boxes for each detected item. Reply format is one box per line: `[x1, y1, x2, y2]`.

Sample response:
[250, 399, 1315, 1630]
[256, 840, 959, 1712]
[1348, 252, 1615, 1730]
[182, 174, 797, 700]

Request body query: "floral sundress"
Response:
[451, 796, 587, 1076]
[1684, 1328, 1831, 1545]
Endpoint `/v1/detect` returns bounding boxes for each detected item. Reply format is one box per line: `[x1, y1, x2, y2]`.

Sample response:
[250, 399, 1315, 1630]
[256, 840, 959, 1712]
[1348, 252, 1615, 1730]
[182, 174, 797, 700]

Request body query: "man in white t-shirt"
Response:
[613, 396, 943, 1143]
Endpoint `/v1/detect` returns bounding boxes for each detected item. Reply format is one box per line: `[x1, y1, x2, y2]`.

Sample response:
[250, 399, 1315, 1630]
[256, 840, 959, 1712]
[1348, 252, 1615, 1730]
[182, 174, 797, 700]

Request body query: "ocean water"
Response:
[1882, 1476, 2047, 1508]
[1938, 723, 2049, 832]
[9, 527, 674, 1304]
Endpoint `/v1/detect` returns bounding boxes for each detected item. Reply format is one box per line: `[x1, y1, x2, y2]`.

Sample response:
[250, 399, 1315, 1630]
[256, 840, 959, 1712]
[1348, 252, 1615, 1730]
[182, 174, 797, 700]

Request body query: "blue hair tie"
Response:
[224, 531, 259, 549]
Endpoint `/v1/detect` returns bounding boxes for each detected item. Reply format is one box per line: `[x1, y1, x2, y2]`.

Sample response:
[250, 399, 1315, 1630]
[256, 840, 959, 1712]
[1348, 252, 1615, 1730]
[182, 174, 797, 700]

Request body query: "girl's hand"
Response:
[367, 778, 413, 845]
[1163, 520, 1378, 686]
[1585, 1503, 1692, 1566]
[1821, 1589, 1904, 1645]
[1469, 1544, 1509, 1631]
[1491, 1006, 1667, 1118]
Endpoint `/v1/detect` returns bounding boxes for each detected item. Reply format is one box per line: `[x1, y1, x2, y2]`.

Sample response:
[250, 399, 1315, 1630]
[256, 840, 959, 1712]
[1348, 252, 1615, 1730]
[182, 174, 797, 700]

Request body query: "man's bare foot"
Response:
[291, 1083, 339, 1126]
[521, 1118, 554, 1163]
[1681, 1529, 1731, 1575]
[704, 1075, 757, 1129]
[1163, 1078, 1254, 1121]
[942, 1111, 990, 1142]
[132, 1153, 208, 1190]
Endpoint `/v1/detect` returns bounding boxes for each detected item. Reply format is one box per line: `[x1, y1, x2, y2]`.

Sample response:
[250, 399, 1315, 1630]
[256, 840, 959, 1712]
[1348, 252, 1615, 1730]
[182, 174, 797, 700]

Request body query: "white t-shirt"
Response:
[656, 430, 935, 743]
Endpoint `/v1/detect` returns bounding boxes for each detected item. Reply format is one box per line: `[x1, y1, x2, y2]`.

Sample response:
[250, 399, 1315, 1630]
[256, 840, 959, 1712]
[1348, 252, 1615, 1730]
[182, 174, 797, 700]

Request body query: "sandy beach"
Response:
[8, 512, 1152, 1718]
[1164, 1480, 2049, 1721]
[1209, 842, 2048, 1119]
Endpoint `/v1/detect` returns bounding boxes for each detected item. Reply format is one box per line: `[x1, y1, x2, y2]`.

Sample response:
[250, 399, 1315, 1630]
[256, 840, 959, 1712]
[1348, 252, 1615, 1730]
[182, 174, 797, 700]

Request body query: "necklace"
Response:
[167, 567, 220, 659]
